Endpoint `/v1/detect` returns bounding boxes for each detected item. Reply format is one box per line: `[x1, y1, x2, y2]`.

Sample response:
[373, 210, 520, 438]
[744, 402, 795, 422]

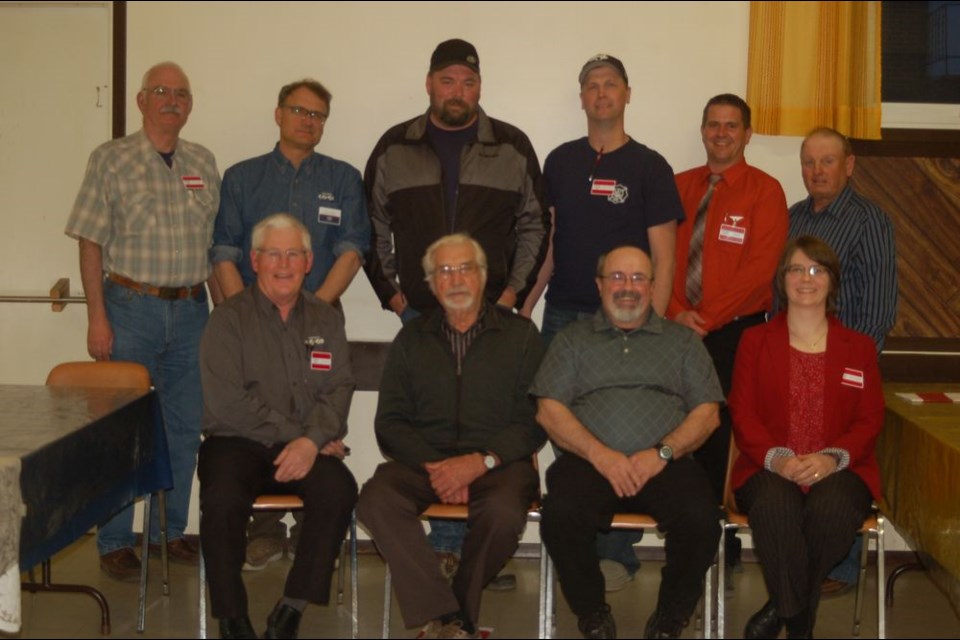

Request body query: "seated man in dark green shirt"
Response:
[357, 233, 546, 639]
[199, 213, 357, 639]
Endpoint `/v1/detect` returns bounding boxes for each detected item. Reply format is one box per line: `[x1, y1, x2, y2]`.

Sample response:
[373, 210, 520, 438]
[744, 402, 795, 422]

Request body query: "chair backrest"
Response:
[46, 361, 151, 392]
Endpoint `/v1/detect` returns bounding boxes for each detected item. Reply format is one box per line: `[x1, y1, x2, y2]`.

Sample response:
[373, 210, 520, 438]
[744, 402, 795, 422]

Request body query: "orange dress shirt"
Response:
[669, 160, 788, 332]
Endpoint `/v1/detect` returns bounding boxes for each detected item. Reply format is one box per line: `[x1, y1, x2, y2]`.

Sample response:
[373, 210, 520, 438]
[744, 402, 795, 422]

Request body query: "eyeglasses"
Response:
[257, 249, 309, 264]
[433, 262, 481, 279]
[282, 105, 328, 124]
[785, 264, 829, 278]
[144, 85, 192, 101]
[599, 271, 651, 285]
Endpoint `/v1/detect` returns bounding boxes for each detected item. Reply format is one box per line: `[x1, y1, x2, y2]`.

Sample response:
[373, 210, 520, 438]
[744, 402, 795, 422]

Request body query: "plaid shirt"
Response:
[66, 129, 221, 287]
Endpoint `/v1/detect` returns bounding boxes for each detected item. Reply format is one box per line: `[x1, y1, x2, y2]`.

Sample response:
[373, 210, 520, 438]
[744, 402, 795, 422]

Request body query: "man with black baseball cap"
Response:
[364, 38, 547, 322]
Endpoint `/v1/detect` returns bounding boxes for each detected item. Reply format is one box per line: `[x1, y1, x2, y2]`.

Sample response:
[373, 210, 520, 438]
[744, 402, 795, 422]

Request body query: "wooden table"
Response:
[0, 384, 171, 633]
[879, 383, 960, 615]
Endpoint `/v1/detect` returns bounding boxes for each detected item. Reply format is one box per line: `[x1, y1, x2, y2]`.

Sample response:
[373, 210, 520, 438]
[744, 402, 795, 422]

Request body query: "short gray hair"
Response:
[140, 61, 190, 91]
[251, 213, 311, 252]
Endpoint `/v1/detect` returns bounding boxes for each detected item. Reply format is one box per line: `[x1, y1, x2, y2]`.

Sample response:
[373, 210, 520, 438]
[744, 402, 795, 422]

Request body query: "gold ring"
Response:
[814, 472, 820, 479]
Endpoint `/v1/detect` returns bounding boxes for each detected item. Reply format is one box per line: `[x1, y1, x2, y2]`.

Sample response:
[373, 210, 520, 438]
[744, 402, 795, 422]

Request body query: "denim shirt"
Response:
[212, 144, 371, 293]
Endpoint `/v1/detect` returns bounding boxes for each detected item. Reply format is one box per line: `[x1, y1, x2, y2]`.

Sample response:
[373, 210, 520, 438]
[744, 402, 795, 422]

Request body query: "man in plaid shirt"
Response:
[65, 61, 220, 581]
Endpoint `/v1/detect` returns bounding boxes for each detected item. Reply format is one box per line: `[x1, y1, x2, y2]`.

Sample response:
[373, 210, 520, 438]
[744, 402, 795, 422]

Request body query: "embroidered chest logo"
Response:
[317, 192, 335, 202]
[590, 179, 629, 204]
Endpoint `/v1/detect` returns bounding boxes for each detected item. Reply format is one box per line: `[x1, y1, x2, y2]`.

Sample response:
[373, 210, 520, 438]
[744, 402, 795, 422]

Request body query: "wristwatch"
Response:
[655, 442, 674, 463]
[482, 453, 497, 470]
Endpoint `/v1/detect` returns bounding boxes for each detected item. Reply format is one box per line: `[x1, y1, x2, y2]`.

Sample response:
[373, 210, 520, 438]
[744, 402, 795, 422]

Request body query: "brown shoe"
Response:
[100, 547, 142, 582]
[149, 537, 200, 566]
[820, 577, 854, 597]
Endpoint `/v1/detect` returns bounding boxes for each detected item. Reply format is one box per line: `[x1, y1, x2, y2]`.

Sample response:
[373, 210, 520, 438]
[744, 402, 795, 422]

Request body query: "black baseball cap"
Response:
[430, 39, 480, 74]
[578, 54, 629, 86]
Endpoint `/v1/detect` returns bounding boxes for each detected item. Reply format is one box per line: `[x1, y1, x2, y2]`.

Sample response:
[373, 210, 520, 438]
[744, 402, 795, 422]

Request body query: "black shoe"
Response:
[643, 605, 687, 639]
[784, 607, 813, 639]
[219, 617, 257, 639]
[578, 604, 616, 639]
[263, 603, 301, 639]
[744, 600, 785, 639]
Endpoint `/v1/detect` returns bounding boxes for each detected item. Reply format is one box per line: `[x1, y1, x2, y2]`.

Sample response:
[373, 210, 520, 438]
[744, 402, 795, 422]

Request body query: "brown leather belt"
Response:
[107, 273, 205, 301]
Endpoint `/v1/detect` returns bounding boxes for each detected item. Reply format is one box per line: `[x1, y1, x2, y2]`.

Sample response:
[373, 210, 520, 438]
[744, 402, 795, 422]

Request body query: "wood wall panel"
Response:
[851, 156, 960, 339]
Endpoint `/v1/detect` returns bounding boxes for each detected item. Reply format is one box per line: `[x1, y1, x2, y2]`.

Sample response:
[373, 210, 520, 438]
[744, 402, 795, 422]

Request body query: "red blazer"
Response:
[728, 314, 884, 498]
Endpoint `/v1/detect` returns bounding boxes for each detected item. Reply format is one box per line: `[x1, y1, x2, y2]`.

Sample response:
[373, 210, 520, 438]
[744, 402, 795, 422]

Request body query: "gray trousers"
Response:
[358, 460, 538, 627]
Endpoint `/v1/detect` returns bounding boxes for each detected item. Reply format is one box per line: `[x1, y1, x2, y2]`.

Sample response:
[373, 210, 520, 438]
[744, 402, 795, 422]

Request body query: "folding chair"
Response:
[198, 499, 358, 639]
[715, 440, 886, 638]
[35, 360, 167, 634]
[541, 512, 714, 639]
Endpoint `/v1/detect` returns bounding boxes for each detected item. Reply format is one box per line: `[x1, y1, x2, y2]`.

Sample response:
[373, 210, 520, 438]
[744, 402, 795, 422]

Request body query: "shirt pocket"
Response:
[115, 190, 157, 237]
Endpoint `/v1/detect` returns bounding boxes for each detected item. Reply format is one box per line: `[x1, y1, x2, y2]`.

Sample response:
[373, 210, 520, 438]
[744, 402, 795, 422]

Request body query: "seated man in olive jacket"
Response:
[357, 233, 545, 639]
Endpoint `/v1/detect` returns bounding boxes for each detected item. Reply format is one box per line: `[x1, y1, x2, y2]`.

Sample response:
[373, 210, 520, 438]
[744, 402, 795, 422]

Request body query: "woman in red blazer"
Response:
[729, 236, 884, 639]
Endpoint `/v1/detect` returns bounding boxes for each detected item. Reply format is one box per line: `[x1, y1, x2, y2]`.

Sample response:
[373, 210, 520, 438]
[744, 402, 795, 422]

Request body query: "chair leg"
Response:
[158, 490, 169, 596]
[703, 561, 713, 639]
[716, 524, 726, 640]
[350, 512, 359, 640]
[877, 517, 885, 640]
[854, 532, 868, 636]
[199, 546, 207, 640]
[538, 542, 548, 639]
[137, 494, 151, 634]
[545, 553, 555, 640]
[337, 537, 347, 605]
[382, 564, 392, 639]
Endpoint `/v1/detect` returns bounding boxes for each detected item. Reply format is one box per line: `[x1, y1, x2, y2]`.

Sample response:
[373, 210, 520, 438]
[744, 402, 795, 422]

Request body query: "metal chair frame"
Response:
[715, 441, 886, 638]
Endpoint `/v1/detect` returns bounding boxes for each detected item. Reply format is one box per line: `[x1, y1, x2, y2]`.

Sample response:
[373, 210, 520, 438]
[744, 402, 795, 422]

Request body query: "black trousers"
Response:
[735, 470, 871, 618]
[198, 437, 357, 619]
[541, 453, 721, 621]
[693, 312, 766, 503]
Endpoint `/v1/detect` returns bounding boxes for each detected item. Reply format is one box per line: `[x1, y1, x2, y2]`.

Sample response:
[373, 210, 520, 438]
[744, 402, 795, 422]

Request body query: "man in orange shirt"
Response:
[670, 94, 788, 576]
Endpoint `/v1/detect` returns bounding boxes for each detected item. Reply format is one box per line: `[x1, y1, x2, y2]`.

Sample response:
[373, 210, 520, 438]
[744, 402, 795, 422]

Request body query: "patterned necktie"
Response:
[685, 173, 722, 307]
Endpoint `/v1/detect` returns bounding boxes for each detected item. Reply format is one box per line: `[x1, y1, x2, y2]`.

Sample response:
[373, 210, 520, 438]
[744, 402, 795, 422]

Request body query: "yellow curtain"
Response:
[747, 1, 882, 139]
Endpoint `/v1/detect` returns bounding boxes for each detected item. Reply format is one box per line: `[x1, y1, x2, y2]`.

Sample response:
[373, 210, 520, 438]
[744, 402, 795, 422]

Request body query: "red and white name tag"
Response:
[718, 223, 746, 244]
[841, 367, 864, 389]
[181, 175, 205, 190]
[310, 351, 332, 371]
[590, 179, 616, 196]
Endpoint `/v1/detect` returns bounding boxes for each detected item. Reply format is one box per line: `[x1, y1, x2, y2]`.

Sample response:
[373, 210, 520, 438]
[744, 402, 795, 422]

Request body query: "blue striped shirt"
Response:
[788, 186, 898, 352]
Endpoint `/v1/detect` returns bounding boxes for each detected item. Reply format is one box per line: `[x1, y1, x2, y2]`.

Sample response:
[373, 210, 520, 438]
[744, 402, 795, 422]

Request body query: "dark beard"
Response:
[435, 99, 475, 128]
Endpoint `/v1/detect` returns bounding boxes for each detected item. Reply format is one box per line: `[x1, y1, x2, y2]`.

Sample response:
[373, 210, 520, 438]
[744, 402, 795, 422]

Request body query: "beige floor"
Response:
[14, 535, 960, 638]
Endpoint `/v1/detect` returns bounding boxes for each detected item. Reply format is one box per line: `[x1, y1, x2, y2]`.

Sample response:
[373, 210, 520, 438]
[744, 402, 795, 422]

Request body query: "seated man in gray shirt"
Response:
[199, 213, 357, 639]
[532, 246, 723, 640]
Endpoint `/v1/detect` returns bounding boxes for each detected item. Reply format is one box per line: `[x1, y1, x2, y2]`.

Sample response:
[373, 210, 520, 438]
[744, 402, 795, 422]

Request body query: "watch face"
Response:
[659, 445, 673, 461]
[484, 455, 496, 469]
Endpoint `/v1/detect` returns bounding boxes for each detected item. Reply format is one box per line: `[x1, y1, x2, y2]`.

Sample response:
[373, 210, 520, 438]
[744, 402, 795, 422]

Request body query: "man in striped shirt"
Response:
[789, 126, 898, 595]
[789, 127, 897, 352]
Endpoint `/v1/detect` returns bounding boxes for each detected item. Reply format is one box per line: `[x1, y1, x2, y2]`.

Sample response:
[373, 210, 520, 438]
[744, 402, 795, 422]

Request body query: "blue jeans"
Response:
[540, 302, 595, 346]
[828, 535, 863, 584]
[97, 279, 208, 554]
